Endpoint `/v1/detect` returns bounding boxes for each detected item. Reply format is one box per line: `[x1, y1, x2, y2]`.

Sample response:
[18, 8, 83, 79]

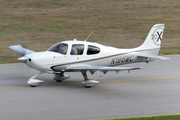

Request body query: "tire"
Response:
[56, 80, 62, 82]
[85, 86, 91, 88]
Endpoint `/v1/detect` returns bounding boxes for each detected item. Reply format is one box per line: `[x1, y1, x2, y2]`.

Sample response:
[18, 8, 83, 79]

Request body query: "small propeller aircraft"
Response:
[9, 24, 168, 88]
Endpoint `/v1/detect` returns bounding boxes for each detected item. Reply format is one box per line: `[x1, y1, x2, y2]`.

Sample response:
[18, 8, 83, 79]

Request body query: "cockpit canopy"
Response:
[47, 41, 101, 55]
[48, 43, 68, 55]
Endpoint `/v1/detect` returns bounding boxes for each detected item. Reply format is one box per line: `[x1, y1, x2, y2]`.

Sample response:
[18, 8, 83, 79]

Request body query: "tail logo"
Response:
[151, 27, 163, 46]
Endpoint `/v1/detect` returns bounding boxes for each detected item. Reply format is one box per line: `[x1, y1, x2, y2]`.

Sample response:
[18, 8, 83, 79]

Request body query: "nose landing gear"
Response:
[27, 71, 44, 87]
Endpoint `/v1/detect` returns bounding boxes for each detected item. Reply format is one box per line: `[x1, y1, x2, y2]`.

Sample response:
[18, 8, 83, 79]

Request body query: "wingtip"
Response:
[9, 45, 21, 49]
[162, 57, 170, 60]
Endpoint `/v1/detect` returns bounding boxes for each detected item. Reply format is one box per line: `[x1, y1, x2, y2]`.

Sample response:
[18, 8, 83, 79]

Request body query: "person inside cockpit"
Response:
[70, 46, 78, 55]
[70, 44, 84, 55]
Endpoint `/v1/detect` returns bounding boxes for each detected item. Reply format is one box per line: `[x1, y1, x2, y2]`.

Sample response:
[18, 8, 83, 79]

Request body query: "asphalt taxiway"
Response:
[0, 55, 180, 120]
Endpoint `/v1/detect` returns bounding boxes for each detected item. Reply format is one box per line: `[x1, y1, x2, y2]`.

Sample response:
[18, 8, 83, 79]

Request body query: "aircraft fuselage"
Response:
[24, 41, 156, 72]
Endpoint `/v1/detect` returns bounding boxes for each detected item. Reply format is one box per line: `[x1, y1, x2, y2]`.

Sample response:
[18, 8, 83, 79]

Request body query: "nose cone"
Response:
[17, 56, 27, 63]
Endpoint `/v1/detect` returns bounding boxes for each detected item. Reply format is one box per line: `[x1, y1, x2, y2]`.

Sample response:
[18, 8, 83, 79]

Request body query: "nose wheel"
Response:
[81, 71, 99, 88]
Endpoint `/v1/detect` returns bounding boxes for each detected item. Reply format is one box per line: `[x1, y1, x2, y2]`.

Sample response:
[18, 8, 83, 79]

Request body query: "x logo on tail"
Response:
[157, 31, 162, 42]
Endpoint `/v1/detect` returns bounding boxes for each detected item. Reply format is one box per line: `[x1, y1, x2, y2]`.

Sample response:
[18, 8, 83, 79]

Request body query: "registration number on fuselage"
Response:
[110, 55, 134, 65]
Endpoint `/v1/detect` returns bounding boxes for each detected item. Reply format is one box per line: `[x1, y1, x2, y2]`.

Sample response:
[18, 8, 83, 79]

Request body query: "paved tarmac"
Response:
[0, 55, 180, 120]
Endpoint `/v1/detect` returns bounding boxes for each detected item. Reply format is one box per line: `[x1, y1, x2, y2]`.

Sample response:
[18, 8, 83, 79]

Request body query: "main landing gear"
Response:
[81, 71, 99, 88]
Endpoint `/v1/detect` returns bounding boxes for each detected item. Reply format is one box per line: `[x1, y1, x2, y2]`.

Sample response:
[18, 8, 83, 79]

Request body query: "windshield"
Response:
[48, 43, 68, 55]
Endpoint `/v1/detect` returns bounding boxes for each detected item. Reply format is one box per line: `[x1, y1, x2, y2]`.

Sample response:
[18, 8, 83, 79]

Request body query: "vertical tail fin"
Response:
[139, 24, 165, 49]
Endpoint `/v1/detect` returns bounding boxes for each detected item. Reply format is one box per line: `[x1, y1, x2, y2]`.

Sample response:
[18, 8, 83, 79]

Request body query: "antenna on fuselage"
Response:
[84, 31, 93, 42]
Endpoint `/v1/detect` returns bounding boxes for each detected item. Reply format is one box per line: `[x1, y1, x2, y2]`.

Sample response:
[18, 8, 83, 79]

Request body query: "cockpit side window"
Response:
[71, 44, 84, 55]
[48, 43, 68, 55]
[87, 45, 100, 55]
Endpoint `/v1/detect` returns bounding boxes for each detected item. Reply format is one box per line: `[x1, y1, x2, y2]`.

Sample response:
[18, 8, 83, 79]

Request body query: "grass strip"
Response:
[159, 48, 180, 55]
[99, 114, 180, 120]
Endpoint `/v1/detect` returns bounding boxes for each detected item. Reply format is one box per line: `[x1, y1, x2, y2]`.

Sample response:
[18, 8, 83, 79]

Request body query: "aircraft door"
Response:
[85, 45, 100, 66]
[67, 44, 85, 63]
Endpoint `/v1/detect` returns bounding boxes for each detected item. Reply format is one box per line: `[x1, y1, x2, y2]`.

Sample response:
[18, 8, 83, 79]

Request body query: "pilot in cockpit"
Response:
[70, 46, 78, 55]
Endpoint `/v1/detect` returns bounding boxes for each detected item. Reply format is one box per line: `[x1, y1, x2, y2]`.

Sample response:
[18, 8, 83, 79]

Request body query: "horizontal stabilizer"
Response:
[138, 55, 169, 60]
[9, 45, 36, 55]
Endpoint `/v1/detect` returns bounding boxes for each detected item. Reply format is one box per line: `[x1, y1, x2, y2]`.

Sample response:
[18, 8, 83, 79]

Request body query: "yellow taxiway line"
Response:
[0, 76, 180, 90]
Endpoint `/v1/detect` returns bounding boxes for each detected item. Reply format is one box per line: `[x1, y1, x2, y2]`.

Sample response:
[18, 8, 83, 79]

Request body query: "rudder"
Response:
[139, 24, 165, 49]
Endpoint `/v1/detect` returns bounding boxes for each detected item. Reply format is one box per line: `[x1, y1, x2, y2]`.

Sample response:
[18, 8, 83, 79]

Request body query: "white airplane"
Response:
[9, 24, 168, 88]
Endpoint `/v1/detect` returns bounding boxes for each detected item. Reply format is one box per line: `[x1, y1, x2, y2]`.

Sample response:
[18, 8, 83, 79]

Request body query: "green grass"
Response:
[100, 114, 180, 120]
[159, 49, 180, 55]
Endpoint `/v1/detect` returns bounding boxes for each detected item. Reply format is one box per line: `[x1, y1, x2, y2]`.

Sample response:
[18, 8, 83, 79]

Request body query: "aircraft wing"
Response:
[138, 55, 169, 60]
[9, 45, 36, 55]
[66, 66, 143, 72]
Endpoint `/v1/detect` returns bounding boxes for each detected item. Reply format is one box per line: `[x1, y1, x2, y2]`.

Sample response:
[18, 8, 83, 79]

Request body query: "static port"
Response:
[29, 58, 32, 62]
